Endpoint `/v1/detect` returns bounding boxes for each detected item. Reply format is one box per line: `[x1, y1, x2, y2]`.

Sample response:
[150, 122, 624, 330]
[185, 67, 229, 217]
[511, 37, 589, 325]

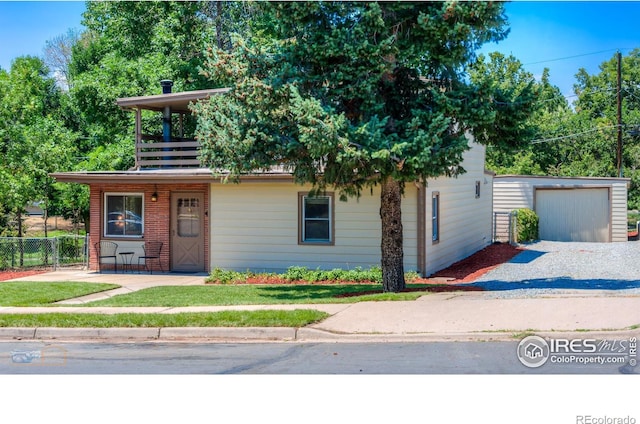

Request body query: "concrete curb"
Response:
[0, 327, 637, 343]
[34, 327, 161, 340]
[159, 327, 297, 341]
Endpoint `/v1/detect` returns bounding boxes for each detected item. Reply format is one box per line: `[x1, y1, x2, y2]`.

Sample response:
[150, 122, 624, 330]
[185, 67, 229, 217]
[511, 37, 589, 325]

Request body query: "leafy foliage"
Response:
[195, 2, 512, 194]
[205, 266, 419, 285]
[207, 267, 251, 284]
[0, 57, 77, 233]
[484, 49, 640, 208]
[515, 208, 539, 243]
[193, 1, 514, 292]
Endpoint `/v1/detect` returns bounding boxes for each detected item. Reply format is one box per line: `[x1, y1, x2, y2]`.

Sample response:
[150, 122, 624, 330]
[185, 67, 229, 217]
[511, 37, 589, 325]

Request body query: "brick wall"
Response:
[88, 183, 209, 272]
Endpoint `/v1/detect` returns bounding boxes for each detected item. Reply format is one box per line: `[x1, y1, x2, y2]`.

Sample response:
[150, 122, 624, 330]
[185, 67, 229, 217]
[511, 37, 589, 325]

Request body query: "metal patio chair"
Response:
[138, 241, 163, 274]
[94, 241, 118, 273]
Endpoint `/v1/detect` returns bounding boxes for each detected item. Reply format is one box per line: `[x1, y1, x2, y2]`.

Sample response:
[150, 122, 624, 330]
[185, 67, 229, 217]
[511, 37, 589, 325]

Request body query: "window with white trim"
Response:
[432, 192, 440, 243]
[299, 193, 333, 244]
[104, 193, 144, 238]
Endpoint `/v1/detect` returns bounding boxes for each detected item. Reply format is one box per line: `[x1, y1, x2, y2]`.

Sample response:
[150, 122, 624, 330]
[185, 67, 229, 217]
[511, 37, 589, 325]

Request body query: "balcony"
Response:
[136, 135, 202, 169]
[116, 85, 229, 170]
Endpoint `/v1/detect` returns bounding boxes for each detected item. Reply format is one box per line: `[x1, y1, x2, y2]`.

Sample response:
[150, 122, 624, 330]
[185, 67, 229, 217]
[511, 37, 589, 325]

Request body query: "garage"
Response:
[535, 188, 610, 242]
[493, 175, 630, 243]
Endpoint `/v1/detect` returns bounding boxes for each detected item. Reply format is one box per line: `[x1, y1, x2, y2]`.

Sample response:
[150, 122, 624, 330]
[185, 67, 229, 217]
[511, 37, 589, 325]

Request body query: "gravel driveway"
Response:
[473, 241, 640, 294]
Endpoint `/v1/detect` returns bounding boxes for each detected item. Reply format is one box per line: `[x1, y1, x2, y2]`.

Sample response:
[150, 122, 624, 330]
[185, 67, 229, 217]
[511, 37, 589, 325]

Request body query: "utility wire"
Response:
[530, 125, 619, 145]
[522, 48, 632, 66]
[491, 87, 617, 107]
[624, 88, 640, 103]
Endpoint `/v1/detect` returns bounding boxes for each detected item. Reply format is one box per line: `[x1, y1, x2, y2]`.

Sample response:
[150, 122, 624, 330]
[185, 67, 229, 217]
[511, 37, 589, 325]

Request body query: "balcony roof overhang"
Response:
[50, 169, 295, 185]
[116, 88, 230, 113]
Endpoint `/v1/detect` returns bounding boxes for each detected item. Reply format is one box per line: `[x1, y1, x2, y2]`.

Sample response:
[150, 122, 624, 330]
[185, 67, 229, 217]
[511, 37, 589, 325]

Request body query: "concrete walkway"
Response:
[1, 270, 640, 342]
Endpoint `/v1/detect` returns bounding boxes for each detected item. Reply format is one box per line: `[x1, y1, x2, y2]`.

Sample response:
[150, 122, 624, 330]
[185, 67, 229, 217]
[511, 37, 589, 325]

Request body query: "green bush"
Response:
[283, 266, 383, 283]
[207, 268, 247, 284]
[628, 210, 640, 230]
[206, 266, 420, 285]
[515, 208, 539, 242]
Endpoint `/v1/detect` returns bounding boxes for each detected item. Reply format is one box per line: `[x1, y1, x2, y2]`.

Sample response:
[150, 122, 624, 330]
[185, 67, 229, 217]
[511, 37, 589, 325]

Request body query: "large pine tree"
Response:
[193, 1, 512, 292]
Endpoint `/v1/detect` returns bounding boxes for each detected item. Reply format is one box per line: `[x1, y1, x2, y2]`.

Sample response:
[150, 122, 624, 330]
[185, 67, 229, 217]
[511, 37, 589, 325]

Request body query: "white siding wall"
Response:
[423, 142, 494, 276]
[208, 140, 494, 276]
[611, 182, 629, 241]
[209, 182, 418, 272]
[493, 176, 629, 242]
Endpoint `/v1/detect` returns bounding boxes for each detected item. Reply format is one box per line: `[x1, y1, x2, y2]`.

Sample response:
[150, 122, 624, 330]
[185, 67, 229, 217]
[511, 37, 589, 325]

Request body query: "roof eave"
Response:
[50, 170, 295, 185]
[116, 88, 230, 112]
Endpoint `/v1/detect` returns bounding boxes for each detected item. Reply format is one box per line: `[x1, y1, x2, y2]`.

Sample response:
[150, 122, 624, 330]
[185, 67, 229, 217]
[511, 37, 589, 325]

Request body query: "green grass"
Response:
[0, 280, 433, 328]
[0, 281, 120, 306]
[88, 284, 434, 307]
[0, 310, 329, 327]
[26, 229, 86, 238]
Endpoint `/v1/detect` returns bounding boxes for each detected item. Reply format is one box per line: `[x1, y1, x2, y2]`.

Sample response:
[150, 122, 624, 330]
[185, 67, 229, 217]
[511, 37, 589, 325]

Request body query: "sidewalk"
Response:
[1, 270, 640, 342]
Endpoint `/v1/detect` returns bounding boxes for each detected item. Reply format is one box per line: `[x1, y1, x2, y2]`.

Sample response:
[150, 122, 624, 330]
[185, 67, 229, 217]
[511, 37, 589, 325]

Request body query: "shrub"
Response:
[206, 268, 247, 284]
[207, 266, 420, 284]
[515, 208, 539, 242]
[283, 266, 383, 283]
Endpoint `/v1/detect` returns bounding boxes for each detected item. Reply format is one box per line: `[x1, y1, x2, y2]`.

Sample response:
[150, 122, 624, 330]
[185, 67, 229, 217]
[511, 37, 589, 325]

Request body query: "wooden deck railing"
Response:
[136, 136, 203, 168]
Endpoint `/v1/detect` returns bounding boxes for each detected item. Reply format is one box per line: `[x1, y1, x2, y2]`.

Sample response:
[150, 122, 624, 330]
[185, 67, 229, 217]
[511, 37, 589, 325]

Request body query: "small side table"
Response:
[119, 252, 135, 273]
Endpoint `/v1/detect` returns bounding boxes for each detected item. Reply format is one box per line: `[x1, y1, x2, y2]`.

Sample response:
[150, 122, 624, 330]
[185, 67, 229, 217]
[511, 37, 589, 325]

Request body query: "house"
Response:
[524, 343, 544, 360]
[493, 175, 630, 242]
[52, 84, 494, 276]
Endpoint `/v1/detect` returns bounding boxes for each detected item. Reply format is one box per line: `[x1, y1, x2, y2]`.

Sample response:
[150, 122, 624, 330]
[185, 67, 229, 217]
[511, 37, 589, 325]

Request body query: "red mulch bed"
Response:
[426, 243, 523, 284]
[335, 243, 522, 297]
[0, 269, 49, 282]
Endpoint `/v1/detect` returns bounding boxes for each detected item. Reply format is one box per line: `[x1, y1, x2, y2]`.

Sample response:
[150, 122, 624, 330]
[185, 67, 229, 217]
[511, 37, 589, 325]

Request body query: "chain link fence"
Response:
[493, 211, 517, 244]
[0, 235, 88, 271]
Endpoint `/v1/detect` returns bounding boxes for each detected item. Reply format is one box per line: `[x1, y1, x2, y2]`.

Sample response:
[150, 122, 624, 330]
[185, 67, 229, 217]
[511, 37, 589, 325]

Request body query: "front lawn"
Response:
[0, 310, 328, 328]
[88, 284, 437, 307]
[0, 281, 120, 306]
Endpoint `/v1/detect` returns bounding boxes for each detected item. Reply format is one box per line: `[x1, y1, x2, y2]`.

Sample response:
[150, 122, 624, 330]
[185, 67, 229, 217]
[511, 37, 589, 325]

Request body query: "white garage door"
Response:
[535, 188, 610, 242]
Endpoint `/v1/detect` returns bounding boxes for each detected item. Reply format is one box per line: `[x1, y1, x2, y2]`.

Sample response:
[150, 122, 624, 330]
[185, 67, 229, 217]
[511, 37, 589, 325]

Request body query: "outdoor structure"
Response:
[52, 85, 494, 276]
[493, 175, 630, 243]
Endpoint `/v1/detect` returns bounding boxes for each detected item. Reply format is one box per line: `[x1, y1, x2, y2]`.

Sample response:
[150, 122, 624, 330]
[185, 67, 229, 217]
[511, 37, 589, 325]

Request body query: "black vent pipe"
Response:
[160, 80, 173, 143]
[160, 80, 173, 167]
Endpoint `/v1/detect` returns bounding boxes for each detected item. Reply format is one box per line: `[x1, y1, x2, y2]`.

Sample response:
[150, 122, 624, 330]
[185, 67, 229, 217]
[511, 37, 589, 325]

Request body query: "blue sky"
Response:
[0, 1, 638, 98]
[480, 1, 640, 98]
[0, 1, 86, 70]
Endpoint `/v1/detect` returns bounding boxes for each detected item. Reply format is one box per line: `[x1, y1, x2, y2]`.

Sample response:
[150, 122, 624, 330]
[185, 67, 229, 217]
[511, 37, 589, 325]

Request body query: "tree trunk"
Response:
[216, 1, 224, 49]
[380, 176, 405, 292]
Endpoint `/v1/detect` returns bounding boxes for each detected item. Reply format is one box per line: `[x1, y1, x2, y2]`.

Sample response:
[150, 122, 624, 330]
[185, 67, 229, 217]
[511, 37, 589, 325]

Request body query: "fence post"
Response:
[53, 237, 58, 271]
[85, 233, 90, 270]
[493, 212, 497, 243]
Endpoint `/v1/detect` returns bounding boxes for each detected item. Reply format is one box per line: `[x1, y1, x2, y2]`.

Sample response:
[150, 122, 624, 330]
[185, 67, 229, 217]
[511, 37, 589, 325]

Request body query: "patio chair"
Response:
[94, 241, 118, 273]
[138, 241, 163, 274]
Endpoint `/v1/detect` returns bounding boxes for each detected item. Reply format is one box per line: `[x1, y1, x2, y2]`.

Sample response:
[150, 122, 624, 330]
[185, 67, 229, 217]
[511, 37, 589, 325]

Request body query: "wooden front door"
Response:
[171, 192, 205, 272]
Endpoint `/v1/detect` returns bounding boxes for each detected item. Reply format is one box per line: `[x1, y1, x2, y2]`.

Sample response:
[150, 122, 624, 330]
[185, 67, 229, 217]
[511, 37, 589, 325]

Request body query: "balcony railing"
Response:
[136, 135, 203, 169]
